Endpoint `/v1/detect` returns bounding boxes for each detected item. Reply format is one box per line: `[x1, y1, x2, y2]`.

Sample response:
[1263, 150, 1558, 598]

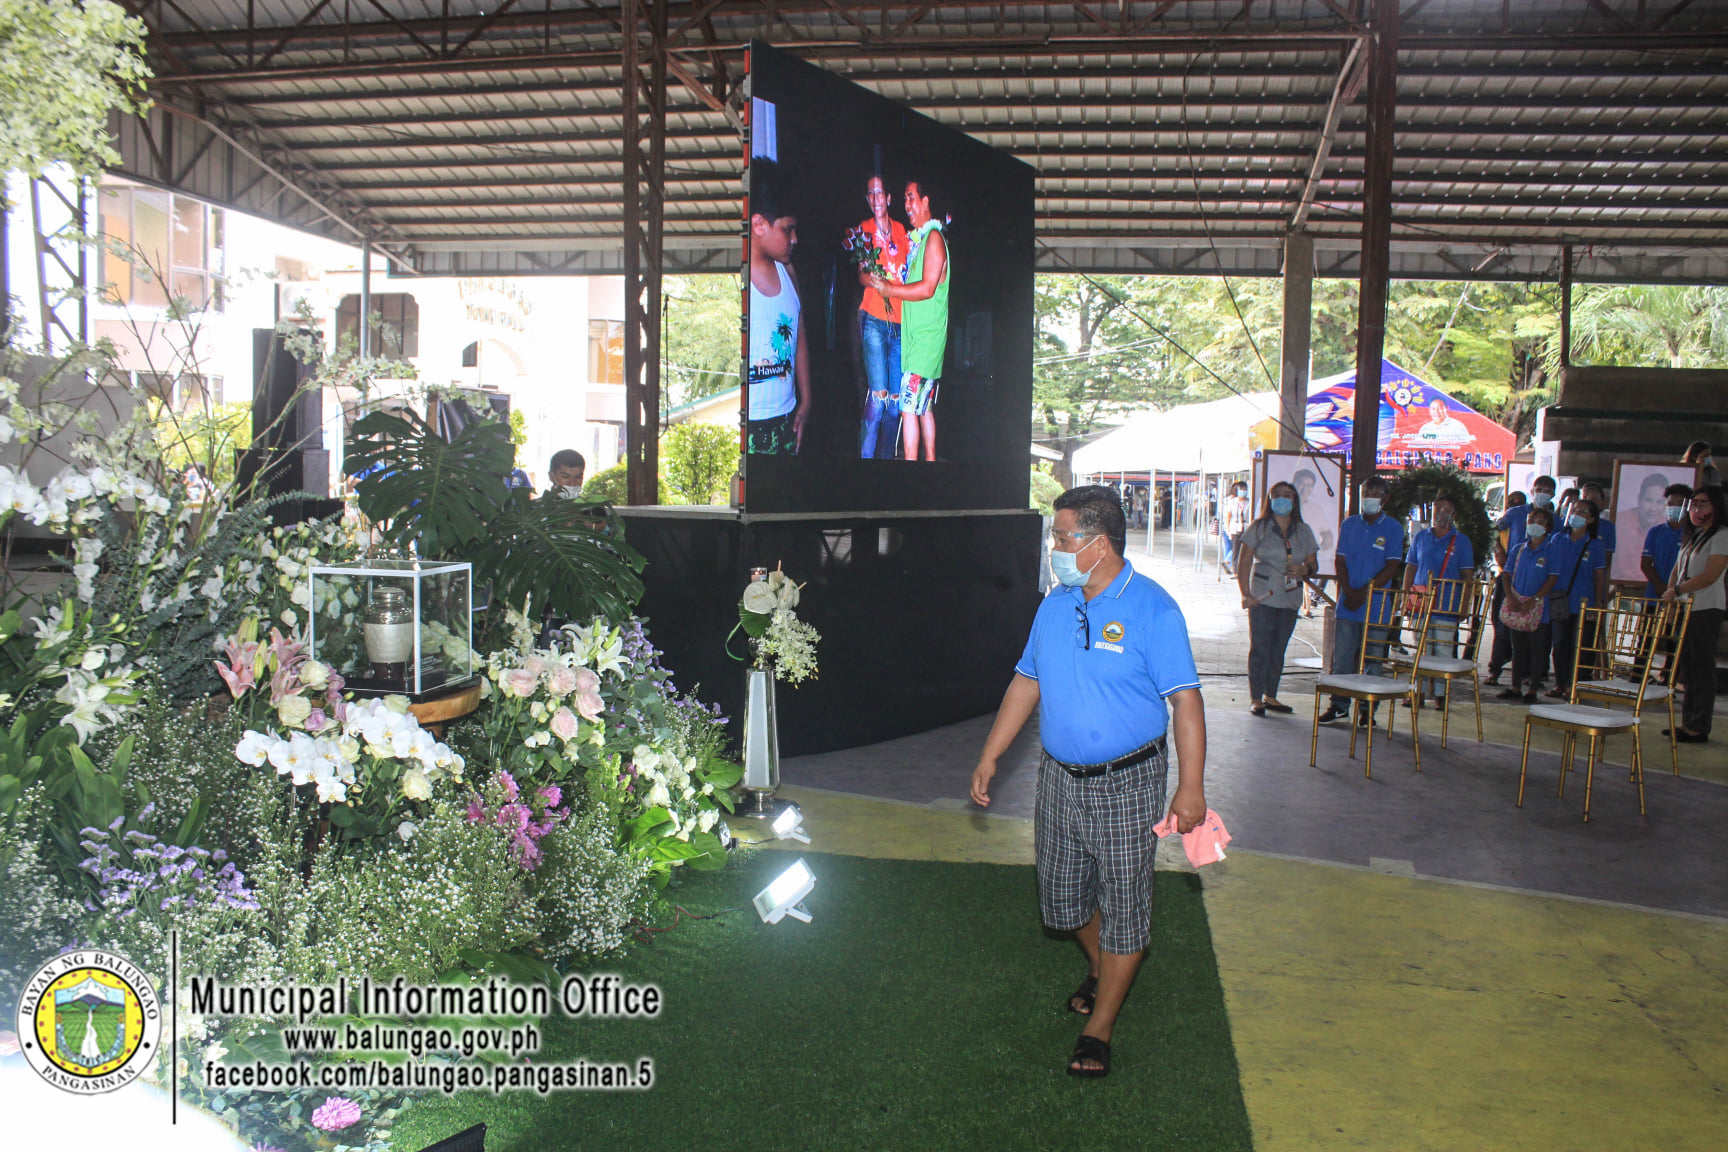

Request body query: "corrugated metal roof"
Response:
[112, 0, 1728, 280]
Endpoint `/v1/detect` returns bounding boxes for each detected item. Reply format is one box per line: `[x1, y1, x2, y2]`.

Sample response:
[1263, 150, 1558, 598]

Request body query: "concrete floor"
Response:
[752, 538, 1728, 1150]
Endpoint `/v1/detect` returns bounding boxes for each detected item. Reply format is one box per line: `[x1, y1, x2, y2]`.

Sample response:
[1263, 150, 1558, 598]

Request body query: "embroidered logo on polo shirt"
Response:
[1374, 536, 1387, 549]
[1102, 621, 1125, 643]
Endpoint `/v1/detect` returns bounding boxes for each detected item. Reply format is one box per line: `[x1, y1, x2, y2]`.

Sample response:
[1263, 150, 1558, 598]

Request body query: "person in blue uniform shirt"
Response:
[1500, 505, 1561, 702]
[1641, 482, 1692, 600]
[1545, 500, 1608, 697]
[970, 485, 1207, 1080]
[1400, 494, 1475, 708]
[1580, 482, 1616, 565]
[1319, 476, 1406, 728]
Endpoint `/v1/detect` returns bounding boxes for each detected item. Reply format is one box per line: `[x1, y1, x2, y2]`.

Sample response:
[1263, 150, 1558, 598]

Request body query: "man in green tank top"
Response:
[869, 180, 948, 462]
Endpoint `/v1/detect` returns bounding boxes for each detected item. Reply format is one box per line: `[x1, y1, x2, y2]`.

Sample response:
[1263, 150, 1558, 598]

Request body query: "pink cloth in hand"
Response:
[1152, 808, 1232, 867]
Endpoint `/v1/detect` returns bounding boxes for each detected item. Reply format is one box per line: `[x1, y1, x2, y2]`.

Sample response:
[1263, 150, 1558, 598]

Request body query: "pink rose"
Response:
[549, 706, 579, 740]
[304, 708, 327, 732]
[573, 667, 604, 721]
[504, 669, 538, 698]
[524, 654, 550, 677]
[545, 665, 577, 698]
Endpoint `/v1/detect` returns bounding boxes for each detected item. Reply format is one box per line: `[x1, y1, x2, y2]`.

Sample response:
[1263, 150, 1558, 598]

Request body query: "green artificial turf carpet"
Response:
[394, 851, 1252, 1152]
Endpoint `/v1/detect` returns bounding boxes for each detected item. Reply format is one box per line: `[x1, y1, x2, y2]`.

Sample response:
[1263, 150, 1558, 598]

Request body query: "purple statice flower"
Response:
[537, 784, 562, 809]
[310, 1096, 362, 1131]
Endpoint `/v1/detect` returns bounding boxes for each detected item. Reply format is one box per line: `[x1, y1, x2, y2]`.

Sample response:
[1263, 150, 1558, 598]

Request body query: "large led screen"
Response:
[741, 42, 1036, 514]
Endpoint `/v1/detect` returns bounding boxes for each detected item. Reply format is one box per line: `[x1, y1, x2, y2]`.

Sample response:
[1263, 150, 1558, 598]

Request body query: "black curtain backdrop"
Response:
[620, 509, 1042, 756]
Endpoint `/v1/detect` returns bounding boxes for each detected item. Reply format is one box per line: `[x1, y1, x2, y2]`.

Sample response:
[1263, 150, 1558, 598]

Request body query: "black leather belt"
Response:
[1048, 736, 1168, 778]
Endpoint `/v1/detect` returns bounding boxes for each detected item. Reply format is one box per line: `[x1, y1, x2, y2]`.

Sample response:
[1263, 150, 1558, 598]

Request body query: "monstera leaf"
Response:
[345, 408, 512, 556]
[478, 490, 646, 623]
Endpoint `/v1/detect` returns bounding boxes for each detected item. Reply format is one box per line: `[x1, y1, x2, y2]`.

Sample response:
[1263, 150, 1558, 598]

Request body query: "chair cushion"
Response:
[1413, 655, 1475, 674]
[1316, 673, 1412, 697]
[1575, 677, 1670, 702]
[1527, 704, 1639, 729]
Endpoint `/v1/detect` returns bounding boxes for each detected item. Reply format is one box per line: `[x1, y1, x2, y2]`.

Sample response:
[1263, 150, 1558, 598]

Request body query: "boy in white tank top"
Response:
[746, 159, 810, 456]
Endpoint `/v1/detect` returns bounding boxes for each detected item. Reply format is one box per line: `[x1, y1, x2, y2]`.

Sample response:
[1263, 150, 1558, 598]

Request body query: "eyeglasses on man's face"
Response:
[1049, 527, 1100, 553]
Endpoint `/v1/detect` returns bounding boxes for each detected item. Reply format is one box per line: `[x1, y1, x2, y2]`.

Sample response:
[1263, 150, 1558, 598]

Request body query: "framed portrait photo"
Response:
[1607, 458, 1702, 586]
[1255, 450, 1346, 578]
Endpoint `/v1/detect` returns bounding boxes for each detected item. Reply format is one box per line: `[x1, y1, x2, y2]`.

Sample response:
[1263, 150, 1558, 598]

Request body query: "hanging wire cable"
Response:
[1179, 46, 1281, 393]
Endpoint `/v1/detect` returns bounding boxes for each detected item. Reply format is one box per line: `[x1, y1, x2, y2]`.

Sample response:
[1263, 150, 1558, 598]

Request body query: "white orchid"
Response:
[235, 730, 273, 767]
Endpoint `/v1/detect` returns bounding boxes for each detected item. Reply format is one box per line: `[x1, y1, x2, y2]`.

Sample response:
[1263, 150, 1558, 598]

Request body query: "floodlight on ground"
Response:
[753, 858, 816, 924]
[771, 803, 810, 844]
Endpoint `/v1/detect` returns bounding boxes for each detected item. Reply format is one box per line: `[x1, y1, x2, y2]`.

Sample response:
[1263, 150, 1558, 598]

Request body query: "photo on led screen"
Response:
[741, 43, 1035, 514]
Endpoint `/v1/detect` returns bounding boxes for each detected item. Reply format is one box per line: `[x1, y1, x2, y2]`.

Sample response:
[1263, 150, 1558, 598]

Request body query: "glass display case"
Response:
[307, 560, 475, 698]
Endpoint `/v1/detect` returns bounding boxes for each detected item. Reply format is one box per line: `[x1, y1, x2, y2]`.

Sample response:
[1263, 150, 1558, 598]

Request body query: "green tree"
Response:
[659, 423, 736, 506]
[1568, 284, 1728, 370]
[0, 0, 150, 185]
[662, 275, 740, 411]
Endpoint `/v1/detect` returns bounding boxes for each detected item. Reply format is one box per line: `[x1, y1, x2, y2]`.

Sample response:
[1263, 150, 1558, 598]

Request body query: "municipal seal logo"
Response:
[1102, 621, 1125, 644]
[16, 950, 160, 1094]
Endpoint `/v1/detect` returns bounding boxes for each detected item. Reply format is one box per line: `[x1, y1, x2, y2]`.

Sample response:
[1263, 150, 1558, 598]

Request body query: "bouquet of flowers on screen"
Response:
[735, 563, 820, 685]
[841, 225, 890, 280]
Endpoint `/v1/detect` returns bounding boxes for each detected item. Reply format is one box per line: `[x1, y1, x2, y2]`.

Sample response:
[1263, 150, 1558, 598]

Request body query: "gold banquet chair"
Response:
[1517, 603, 1655, 822]
[1574, 596, 1690, 776]
[1311, 585, 1437, 777]
[1381, 575, 1489, 748]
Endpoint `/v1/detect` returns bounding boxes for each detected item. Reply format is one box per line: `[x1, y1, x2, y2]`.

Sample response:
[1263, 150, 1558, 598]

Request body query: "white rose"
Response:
[276, 694, 313, 729]
[299, 660, 330, 690]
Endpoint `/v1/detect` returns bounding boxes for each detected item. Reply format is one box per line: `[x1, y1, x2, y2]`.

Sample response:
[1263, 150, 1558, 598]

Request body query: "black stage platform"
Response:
[618, 507, 1041, 756]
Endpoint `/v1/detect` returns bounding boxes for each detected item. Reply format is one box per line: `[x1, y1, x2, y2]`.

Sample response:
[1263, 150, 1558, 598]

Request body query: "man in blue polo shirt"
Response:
[1319, 475, 1406, 727]
[970, 485, 1206, 1080]
[1641, 482, 1692, 600]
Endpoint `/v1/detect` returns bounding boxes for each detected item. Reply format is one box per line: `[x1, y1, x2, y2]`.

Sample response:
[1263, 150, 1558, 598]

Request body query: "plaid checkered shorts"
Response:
[1034, 741, 1169, 955]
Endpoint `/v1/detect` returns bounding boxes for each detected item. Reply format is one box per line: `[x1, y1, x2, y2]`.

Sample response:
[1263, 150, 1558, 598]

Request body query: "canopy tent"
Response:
[1251, 359, 1515, 475]
[1072, 391, 1280, 477]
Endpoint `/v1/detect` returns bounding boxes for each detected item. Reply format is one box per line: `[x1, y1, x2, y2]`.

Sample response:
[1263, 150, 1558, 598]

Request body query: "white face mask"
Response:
[1360, 497, 1382, 516]
[555, 485, 582, 499]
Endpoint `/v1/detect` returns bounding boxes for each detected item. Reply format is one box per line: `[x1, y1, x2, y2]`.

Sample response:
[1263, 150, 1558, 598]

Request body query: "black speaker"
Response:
[251, 327, 323, 455]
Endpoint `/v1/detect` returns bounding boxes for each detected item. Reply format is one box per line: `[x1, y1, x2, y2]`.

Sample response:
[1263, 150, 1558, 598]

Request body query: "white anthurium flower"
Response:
[741, 582, 779, 615]
[235, 730, 273, 766]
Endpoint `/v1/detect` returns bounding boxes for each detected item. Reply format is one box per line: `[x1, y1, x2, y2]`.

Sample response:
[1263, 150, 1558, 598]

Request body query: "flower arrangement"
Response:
[234, 693, 463, 844]
[736, 565, 820, 684]
[465, 771, 568, 870]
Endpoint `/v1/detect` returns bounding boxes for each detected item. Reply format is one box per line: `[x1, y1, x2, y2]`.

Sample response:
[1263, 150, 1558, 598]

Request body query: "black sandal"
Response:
[1066, 974, 1098, 1015]
[1068, 1034, 1111, 1078]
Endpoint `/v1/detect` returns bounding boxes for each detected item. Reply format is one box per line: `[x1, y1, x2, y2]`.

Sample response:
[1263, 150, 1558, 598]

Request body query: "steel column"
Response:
[360, 236, 373, 358]
[622, 0, 668, 507]
[1279, 230, 1314, 450]
[1350, 0, 1399, 508]
[1559, 243, 1573, 369]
